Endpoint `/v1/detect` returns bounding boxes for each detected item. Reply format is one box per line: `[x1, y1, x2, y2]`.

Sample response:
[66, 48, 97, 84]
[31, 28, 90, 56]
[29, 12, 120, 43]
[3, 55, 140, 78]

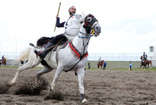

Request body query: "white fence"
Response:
[0, 52, 20, 60]
[0, 52, 143, 61]
[88, 53, 143, 61]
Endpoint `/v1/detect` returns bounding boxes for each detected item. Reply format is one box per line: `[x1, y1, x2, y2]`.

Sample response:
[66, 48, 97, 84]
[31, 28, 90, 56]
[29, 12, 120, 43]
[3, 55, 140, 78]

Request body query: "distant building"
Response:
[149, 46, 156, 67]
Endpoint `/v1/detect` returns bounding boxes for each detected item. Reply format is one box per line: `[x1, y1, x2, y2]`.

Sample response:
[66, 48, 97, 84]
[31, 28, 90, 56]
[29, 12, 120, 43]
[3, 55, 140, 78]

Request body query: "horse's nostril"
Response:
[95, 26, 101, 32]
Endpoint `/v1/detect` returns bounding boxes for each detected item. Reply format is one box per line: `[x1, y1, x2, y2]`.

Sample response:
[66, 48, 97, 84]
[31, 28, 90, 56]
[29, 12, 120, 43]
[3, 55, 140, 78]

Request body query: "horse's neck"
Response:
[72, 23, 89, 54]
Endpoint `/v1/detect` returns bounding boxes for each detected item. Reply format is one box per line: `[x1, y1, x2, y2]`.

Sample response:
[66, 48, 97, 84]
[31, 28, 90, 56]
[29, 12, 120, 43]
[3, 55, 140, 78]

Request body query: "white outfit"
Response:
[98, 58, 101, 62]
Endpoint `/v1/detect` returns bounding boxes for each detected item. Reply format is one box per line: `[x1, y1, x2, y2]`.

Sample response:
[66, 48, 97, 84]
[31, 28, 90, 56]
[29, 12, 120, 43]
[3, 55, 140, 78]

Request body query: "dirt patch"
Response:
[1, 69, 156, 104]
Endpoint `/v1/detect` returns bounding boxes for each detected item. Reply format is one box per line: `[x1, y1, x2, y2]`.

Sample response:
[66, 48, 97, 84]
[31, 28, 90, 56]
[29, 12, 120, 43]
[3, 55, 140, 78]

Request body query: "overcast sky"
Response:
[0, 0, 156, 54]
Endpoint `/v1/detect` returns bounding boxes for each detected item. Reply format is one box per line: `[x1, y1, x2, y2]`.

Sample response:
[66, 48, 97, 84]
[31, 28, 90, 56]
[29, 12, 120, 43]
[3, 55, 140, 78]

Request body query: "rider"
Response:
[98, 57, 101, 65]
[34, 6, 83, 59]
[2, 55, 4, 60]
[142, 52, 148, 63]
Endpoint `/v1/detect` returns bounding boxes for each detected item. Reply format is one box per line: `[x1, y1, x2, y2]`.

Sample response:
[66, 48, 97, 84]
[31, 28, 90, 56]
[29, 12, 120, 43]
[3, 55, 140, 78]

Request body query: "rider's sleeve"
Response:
[56, 17, 65, 27]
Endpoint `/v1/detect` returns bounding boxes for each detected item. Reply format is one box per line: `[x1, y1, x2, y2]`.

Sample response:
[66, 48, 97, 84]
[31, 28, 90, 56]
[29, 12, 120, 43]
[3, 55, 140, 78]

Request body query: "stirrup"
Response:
[34, 50, 46, 60]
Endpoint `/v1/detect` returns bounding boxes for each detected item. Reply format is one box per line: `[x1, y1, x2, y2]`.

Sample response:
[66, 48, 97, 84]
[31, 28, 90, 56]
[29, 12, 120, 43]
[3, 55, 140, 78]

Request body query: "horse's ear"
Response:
[75, 14, 82, 19]
[75, 14, 83, 24]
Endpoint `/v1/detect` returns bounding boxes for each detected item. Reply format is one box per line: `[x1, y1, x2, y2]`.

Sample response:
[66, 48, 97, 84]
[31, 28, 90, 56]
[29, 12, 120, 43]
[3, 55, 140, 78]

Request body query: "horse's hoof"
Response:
[81, 98, 88, 103]
[0, 82, 11, 94]
[34, 82, 39, 88]
[7, 81, 14, 86]
[44, 95, 51, 100]
[44, 89, 53, 100]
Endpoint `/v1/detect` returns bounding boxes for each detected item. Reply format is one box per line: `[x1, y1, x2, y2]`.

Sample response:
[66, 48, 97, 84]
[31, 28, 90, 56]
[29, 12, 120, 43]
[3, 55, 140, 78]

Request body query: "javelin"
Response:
[54, 2, 61, 32]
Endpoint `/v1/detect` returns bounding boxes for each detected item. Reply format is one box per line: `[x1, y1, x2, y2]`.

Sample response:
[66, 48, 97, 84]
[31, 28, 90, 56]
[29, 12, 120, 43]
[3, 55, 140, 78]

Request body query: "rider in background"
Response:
[143, 52, 147, 61]
[98, 57, 101, 66]
[2, 55, 4, 60]
[142, 52, 148, 64]
[35, 6, 83, 60]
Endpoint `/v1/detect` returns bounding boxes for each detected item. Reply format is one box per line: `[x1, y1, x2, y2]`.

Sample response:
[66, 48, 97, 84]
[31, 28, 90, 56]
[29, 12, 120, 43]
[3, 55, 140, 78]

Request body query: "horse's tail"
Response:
[149, 60, 152, 67]
[16, 46, 32, 62]
[17, 43, 38, 62]
[11, 44, 37, 66]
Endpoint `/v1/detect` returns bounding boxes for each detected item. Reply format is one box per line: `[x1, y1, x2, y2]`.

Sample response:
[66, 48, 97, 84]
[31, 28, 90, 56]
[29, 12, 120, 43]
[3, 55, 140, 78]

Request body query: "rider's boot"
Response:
[34, 42, 54, 60]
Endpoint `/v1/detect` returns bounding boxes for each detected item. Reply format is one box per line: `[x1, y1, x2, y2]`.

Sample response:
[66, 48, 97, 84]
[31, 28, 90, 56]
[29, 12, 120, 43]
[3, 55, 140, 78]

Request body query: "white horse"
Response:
[8, 14, 101, 103]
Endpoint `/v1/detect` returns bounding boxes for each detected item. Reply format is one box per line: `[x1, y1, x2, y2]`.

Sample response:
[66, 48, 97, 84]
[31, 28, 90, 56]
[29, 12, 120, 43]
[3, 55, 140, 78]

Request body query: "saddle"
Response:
[52, 41, 69, 51]
[41, 41, 69, 68]
[142, 59, 148, 63]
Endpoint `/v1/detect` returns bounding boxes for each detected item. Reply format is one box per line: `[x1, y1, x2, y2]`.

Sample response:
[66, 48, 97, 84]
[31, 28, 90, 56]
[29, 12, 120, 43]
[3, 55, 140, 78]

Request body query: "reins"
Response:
[78, 31, 93, 38]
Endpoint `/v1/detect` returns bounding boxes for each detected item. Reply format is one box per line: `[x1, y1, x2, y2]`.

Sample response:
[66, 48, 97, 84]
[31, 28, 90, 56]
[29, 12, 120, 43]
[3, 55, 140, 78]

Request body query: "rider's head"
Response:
[68, 6, 76, 16]
[143, 52, 145, 54]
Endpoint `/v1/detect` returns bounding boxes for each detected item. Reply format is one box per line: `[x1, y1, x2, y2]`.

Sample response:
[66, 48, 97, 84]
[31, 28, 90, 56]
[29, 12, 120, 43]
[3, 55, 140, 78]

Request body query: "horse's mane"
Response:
[37, 37, 53, 47]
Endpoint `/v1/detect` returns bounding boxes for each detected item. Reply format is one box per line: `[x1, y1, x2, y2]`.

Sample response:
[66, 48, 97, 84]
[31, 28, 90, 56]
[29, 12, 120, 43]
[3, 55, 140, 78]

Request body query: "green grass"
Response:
[85, 67, 156, 71]
[0, 66, 17, 69]
[85, 61, 155, 71]
[86, 61, 142, 69]
[0, 66, 43, 70]
[2, 61, 156, 72]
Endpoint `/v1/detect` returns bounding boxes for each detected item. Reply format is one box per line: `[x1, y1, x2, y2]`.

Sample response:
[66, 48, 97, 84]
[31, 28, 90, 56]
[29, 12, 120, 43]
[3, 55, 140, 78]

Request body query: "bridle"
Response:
[76, 14, 99, 57]
[78, 14, 99, 38]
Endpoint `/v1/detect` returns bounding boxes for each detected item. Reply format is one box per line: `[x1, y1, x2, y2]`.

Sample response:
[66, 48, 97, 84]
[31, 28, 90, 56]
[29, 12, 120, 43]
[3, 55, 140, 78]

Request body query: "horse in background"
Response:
[0, 58, 6, 67]
[97, 60, 104, 68]
[140, 56, 152, 69]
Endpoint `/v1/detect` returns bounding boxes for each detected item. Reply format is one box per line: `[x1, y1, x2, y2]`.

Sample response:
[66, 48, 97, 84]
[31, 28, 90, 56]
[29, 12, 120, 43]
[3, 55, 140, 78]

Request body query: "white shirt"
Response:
[98, 58, 101, 62]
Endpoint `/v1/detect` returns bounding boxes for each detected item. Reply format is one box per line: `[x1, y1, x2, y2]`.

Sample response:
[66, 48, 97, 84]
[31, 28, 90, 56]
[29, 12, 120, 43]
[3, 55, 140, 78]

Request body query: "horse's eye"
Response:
[87, 17, 92, 23]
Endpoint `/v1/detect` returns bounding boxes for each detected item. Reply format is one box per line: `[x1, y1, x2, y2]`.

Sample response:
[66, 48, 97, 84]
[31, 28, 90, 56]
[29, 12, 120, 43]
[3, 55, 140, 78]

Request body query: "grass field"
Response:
[1, 61, 155, 71]
[86, 61, 141, 68]
[85, 61, 156, 71]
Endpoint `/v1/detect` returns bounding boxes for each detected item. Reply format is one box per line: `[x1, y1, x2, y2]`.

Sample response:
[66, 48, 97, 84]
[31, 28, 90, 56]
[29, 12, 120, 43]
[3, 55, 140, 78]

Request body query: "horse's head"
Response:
[83, 14, 101, 37]
[140, 56, 143, 60]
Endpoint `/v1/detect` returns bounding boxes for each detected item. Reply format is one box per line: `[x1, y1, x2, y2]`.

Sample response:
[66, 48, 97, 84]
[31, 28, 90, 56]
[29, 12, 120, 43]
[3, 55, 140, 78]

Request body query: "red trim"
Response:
[83, 52, 88, 58]
[37, 51, 42, 56]
[69, 42, 88, 58]
[69, 42, 81, 58]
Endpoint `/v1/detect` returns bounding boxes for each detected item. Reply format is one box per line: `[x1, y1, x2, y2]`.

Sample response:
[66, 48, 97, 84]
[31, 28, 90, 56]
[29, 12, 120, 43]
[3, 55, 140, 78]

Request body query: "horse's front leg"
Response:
[76, 68, 88, 103]
[140, 63, 142, 68]
[35, 66, 52, 86]
[8, 61, 40, 86]
[44, 66, 63, 100]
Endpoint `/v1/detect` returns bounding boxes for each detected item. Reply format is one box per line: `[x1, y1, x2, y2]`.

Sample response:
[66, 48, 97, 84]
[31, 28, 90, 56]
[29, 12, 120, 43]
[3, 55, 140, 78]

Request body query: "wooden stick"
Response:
[54, 2, 61, 32]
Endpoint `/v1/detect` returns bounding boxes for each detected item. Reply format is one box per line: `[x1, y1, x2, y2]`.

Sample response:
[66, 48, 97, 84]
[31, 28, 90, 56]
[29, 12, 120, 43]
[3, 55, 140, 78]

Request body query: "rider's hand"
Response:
[56, 15, 59, 19]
